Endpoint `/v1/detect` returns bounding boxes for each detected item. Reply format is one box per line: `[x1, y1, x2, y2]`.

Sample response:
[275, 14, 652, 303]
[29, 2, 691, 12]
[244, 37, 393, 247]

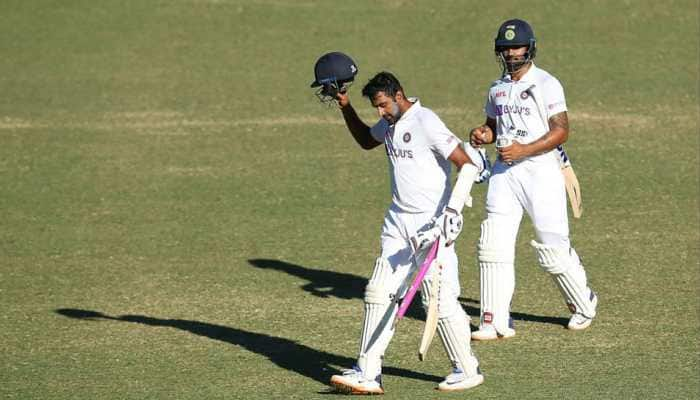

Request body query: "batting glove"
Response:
[438, 207, 463, 244]
[410, 225, 440, 253]
[474, 147, 492, 184]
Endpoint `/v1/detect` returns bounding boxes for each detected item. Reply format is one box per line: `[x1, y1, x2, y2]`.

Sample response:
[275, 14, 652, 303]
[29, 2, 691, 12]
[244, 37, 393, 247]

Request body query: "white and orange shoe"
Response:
[330, 366, 384, 395]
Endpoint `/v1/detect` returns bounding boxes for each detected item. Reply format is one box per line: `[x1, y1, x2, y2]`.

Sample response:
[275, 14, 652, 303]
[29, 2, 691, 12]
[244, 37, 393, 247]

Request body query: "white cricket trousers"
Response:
[486, 154, 570, 247]
[357, 204, 463, 379]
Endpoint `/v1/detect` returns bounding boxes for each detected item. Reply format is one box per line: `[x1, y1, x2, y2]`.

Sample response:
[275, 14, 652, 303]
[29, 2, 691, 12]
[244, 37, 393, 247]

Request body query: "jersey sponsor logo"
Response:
[403, 132, 411, 143]
[548, 101, 565, 110]
[495, 90, 506, 98]
[495, 104, 531, 116]
[386, 147, 413, 159]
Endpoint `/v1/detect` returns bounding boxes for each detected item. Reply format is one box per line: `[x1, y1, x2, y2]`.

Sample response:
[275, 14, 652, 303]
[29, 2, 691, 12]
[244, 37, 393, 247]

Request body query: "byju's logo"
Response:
[386, 147, 413, 159]
[495, 104, 531, 116]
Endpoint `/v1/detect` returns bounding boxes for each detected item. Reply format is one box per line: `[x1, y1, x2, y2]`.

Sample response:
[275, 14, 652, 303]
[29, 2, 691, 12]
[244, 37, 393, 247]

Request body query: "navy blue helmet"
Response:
[311, 52, 358, 103]
[494, 19, 537, 75]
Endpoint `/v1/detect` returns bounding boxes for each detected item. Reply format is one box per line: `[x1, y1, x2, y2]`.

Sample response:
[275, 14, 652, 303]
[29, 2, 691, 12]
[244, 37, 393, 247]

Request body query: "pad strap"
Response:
[364, 258, 393, 304]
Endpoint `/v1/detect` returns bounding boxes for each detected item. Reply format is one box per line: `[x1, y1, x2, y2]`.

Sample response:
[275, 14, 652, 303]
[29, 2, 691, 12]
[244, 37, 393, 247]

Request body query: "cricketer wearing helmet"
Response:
[311, 53, 488, 394]
[468, 19, 598, 340]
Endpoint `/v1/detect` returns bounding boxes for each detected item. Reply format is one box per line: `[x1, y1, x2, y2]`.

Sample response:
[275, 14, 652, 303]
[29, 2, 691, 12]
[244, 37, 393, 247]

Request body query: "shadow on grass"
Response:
[248, 258, 365, 300]
[247, 259, 568, 327]
[247, 258, 426, 320]
[55, 308, 442, 388]
[458, 297, 570, 329]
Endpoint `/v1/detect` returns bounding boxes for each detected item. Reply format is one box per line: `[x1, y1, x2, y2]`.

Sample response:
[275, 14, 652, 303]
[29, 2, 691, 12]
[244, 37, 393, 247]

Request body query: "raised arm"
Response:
[336, 92, 382, 150]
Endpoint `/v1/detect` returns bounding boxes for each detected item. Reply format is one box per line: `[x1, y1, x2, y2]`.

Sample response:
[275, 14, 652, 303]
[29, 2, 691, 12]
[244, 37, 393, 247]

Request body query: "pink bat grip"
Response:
[395, 238, 440, 320]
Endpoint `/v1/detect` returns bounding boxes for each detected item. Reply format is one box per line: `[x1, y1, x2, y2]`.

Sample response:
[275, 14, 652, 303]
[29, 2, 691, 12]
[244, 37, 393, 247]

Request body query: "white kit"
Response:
[355, 99, 480, 384]
[474, 65, 597, 338]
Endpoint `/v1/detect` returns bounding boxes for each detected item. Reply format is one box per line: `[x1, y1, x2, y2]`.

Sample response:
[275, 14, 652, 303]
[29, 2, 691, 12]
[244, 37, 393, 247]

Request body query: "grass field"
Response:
[1, 1, 698, 399]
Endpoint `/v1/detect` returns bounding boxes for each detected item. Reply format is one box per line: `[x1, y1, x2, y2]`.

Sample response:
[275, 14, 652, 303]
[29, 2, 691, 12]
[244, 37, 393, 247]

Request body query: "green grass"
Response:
[1, 1, 698, 399]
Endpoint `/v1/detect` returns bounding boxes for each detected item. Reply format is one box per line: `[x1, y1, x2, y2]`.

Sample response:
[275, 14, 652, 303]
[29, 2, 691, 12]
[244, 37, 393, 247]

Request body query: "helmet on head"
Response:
[310, 52, 358, 103]
[494, 19, 537, 75]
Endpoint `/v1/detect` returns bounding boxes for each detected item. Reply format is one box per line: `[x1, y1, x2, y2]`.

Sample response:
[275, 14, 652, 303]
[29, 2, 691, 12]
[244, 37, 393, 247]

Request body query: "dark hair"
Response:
[361, 71, 404, 99]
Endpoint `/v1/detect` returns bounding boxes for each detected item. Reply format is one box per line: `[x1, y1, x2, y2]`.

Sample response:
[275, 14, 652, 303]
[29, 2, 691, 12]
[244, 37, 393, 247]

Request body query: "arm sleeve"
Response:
[484, 92, 497, 119]
[369, 119, 389, 142]
[542, 77, 567, 118]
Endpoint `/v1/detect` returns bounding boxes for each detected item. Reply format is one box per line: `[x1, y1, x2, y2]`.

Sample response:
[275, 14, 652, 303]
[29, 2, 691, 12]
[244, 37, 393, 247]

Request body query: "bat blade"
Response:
[418, 264, 440, 361]
[562, 165, 582, 218]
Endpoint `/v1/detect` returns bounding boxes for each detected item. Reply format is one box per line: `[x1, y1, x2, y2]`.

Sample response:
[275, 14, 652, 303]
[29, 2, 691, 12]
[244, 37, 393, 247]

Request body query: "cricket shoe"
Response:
[567, 292, 598, 331]
[471, 323, 515, 341]
[437, 366, 484, 392]
[330, 366, 384, 395]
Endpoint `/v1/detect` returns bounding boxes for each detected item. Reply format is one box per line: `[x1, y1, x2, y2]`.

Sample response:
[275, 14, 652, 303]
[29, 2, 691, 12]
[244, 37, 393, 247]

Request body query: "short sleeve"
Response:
[422, 111, 460, 160]
[484, 92, 497, 119]
[541, 77, 567, 118]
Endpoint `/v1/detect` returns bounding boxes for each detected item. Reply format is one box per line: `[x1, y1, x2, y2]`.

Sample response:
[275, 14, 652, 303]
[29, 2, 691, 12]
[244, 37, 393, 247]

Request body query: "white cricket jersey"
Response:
[485, 64, 567, 159]
[370, 99, 460, 214]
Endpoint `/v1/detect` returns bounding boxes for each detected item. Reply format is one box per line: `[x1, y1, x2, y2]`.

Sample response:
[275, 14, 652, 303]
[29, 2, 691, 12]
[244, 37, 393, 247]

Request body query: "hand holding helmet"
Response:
[310, 52, 358, 105]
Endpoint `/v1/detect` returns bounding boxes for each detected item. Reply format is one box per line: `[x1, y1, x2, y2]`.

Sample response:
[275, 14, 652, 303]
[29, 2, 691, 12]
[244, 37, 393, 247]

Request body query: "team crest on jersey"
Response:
[520, 91, 529, 100]
[403, 132, 411, 143]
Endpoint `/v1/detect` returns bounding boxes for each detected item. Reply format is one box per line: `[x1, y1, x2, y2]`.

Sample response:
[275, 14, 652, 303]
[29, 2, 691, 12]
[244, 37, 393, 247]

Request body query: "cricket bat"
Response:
[556, 145, 582, 218]
[418, 263, 441, 361]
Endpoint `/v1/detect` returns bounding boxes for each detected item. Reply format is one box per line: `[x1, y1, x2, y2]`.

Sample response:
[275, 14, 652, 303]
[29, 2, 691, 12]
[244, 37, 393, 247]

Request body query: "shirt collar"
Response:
[398, 97, 421, 122]
[519, 63, 538, 82]
[503, 63, 538, 83]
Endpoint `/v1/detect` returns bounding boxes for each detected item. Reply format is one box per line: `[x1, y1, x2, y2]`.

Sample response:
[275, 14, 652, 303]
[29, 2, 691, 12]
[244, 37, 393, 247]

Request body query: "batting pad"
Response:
[358, 258, 395, 380]
[437, 310, 479, 376]
[477, 219, 516, 333]
[531, 241, 596, 318]
[419, 264, 461, 319]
